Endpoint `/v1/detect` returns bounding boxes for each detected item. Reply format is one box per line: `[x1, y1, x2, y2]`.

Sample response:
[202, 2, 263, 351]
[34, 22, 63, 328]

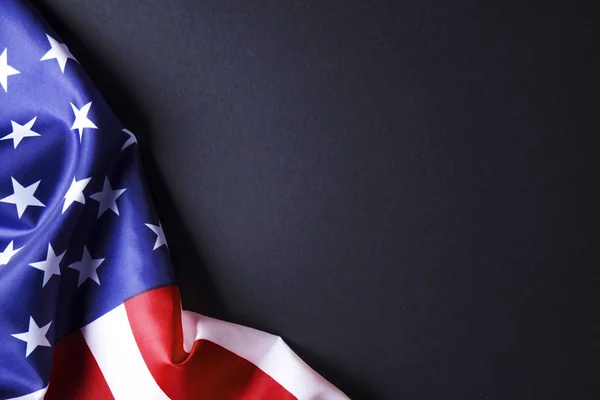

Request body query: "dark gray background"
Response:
[31, 1, 600, 398]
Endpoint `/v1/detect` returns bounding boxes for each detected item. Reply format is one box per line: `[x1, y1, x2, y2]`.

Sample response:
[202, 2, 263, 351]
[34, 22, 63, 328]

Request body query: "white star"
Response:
[40, 34, 77, 73]
[89, 177, 126, 218]
[121, 128, 137, 151]
[70, 102, 98, 142]
[29, 244, 65, 287]
[0, 48, 20, 92]
[146, 222, 168, 250]
[0, 177, 45, 218]
[0, 117, 40, 148]
[0, 241, 23, 266]
[11, 317, 52, 357]
[67, 246, 105, 287]
[63, 176, 91, 213]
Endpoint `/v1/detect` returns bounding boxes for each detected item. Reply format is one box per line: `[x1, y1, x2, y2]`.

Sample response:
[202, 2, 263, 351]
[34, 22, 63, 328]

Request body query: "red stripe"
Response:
[46, 330, 114, 400]
[124, 285, 296, 400]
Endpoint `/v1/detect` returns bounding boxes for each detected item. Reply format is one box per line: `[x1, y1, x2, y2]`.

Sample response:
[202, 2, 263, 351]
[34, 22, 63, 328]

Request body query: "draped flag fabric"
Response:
[0, 1, 348, 399]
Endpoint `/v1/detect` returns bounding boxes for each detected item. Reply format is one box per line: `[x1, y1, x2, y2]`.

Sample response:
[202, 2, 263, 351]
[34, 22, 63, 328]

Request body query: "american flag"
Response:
[0, 1, 348, 398]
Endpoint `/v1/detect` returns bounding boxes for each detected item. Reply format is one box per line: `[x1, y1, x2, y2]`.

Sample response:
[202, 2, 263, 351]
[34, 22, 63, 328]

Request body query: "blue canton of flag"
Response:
[0, 1, 174, 397]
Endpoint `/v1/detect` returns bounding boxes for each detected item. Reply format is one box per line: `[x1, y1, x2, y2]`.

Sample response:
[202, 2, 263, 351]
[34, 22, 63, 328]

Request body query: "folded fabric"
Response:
[0, 1, 348, 398]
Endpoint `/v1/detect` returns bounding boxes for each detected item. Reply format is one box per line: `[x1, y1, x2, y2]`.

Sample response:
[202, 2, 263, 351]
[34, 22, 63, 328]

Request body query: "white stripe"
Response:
[6, 386, 47, 400]
[181, 310, 348, 400]
[82, 304, 170, 400]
